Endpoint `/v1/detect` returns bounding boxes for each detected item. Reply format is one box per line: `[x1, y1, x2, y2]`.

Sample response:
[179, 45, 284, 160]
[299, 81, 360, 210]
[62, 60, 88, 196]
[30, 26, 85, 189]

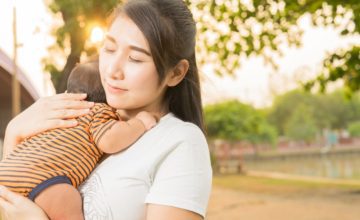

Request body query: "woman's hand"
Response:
[3, 93, 94, 157]
[0, 185, 48, 220]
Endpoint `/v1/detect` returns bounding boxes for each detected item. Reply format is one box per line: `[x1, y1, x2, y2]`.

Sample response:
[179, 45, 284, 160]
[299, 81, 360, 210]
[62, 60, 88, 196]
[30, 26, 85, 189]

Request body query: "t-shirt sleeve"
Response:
[144, 126, 213, 218]
[89, 105, 119, 145]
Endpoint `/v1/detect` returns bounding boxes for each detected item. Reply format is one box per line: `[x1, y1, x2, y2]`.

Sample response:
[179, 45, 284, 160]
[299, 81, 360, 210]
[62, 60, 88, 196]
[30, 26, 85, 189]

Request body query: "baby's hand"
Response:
[135, 111, 157, 130]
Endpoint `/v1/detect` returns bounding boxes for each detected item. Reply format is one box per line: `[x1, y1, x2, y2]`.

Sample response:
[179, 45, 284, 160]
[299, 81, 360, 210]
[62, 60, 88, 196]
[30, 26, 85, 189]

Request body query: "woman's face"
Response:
[99, 15, 168, 117]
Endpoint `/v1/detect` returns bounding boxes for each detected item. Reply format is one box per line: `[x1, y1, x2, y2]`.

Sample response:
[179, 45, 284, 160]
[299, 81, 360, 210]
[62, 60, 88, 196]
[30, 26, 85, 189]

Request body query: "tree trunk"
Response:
[55, 10, 85, 93]
[55, 53, 81, 93]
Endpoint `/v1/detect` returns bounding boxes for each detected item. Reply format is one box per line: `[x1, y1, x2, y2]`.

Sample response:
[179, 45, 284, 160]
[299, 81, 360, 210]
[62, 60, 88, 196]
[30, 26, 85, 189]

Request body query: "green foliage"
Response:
[45, 0, 360, 93]
[213, 175, 360, 193]
[44, 0, 119, 92]
[47, 0, 119, 46]
[268, 90, 315, 134]
[269, 89, 360, 137]
[284, 104, 318, 142]
[44, 62, 61, 89]
[348, 121, 360, 137]
[305, 46, 360, 93]
[315, 90, 360, 129]
[204, 100, 277, 145]
[187, 0, 360, 91]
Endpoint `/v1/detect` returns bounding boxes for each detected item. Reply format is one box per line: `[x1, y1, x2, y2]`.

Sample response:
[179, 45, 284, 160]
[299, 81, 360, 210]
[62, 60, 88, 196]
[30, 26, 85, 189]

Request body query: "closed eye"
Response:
[103, 46, 116, 53]
[129, 56, 143, 63]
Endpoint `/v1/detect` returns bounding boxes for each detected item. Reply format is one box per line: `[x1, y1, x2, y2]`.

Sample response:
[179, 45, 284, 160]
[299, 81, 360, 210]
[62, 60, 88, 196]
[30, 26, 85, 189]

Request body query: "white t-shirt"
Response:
[79, 113, 213, 220]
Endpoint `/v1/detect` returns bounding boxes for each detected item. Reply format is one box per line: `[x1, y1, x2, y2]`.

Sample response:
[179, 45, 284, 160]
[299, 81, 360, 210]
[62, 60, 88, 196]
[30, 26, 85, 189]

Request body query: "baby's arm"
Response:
[97, 111, 157, 154]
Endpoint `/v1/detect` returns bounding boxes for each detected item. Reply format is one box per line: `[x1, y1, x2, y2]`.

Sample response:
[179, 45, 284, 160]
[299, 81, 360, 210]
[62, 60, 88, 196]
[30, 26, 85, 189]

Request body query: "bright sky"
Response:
[0, 0, 54, 96]
[1, 1, 359, 107]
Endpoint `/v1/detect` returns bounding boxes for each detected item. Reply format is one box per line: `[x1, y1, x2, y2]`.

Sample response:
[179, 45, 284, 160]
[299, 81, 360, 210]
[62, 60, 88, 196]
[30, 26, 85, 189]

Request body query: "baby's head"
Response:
[67, 61, 107, 103]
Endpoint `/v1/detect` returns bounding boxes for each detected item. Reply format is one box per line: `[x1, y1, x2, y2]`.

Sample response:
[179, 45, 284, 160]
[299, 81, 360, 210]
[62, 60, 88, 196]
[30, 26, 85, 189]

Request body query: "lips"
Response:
[105, 81, 127, 94]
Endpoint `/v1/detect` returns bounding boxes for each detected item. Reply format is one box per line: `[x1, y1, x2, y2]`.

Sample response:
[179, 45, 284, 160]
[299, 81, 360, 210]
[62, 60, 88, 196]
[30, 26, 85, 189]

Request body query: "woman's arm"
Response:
[0, 186, 48, 220]
[3, 93, 94, 158]
[146, 204, 203, 220]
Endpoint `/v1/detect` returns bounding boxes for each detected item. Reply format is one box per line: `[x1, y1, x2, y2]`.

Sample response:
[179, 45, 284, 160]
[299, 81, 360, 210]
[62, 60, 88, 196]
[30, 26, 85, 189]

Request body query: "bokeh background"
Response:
[1, 0, 360, 219]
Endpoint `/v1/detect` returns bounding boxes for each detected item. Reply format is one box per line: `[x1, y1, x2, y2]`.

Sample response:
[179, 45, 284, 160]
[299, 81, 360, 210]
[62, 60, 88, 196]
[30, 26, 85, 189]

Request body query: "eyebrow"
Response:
[105, 34, 152, 57]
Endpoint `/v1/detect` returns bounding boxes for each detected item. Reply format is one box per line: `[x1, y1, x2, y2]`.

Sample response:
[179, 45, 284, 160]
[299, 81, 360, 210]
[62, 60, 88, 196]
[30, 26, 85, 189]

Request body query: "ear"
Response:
[166, 59, 189, 87]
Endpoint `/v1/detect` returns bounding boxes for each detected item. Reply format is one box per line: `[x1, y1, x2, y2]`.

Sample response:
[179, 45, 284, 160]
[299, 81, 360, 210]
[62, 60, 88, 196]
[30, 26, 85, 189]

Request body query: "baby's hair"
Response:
[67, 61, 107, 103]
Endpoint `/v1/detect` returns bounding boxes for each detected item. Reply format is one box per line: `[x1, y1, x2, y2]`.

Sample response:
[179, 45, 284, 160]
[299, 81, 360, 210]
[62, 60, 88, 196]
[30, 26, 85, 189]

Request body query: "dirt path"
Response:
[207, 186, 360, 220]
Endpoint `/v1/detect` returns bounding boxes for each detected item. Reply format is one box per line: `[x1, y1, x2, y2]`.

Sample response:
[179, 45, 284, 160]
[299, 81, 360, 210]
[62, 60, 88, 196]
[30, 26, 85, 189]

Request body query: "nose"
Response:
[107, 54, 125, 80]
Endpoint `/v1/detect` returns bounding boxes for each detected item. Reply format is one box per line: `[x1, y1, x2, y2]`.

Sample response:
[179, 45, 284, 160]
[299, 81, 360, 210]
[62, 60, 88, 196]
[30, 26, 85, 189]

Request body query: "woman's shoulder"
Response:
[152, 113, 210, 159]
[159, 113, 206, 142]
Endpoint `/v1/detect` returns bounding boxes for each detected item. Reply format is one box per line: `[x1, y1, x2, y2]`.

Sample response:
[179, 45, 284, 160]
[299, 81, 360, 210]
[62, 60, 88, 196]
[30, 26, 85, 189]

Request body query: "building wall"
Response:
[0, 50, 39, 157]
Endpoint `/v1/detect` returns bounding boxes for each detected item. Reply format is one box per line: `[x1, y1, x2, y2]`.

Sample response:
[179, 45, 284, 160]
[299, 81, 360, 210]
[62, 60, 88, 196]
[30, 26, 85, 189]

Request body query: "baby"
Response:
[0, 61, 157, 219]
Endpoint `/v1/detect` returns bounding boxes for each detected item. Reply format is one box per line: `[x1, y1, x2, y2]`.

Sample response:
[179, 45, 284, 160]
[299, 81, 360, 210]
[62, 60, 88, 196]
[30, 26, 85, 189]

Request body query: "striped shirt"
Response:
[0, 103, 118, 197]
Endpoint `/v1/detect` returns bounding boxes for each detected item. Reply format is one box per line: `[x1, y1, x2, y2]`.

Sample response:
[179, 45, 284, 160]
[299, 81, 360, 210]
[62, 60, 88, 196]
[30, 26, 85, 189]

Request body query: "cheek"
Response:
[135, 76, 165, 102]
[99, 60, 111, 88]
[123, 63, 148, 83]
[99, 55, 107, 77]
[130, 70, 159, 92]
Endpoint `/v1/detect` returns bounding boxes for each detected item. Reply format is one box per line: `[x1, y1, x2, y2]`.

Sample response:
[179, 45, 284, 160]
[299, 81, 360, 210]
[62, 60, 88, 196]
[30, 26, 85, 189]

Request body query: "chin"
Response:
[107, 102, 123, 109]
[105, 97, 121, 108]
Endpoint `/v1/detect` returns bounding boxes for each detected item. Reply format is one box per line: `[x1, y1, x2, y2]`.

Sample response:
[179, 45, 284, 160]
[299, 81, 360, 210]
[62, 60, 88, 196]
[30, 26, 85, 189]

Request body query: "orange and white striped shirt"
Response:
[0, 103, 118, 199]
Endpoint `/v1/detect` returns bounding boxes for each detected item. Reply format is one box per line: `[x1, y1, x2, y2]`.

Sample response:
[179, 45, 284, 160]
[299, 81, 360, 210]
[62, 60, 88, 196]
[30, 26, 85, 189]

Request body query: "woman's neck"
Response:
[116, 105, 169, 121]
[116, 97, 170, 120]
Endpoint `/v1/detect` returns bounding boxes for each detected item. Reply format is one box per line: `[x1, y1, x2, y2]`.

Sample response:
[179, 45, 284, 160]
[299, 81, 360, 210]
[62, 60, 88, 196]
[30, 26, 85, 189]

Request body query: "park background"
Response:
[0, 0, 360, 219]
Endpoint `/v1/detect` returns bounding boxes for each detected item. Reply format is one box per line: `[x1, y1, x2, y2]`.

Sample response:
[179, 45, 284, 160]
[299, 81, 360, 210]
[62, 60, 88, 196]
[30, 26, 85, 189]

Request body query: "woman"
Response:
[0, 0, 212, 219]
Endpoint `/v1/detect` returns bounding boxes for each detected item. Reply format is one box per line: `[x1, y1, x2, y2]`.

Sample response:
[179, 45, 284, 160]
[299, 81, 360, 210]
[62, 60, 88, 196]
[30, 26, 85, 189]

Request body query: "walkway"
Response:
[207, 185, 360, 220]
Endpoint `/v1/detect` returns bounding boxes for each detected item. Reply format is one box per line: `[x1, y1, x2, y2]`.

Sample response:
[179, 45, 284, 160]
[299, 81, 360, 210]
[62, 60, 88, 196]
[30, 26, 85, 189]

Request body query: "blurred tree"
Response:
[45, 0, 360, 93]
[187, 0, 359, 92]
[348, 121, 360, 137]
[284, 103, 318, 143]
[268, 89, 360, 136]
[316, 90, 360, 129]
[304, 46, 360, 93]
[43, 0, 119, 93]
[204, 100, 277, 152]
[268, 90, 316, 135]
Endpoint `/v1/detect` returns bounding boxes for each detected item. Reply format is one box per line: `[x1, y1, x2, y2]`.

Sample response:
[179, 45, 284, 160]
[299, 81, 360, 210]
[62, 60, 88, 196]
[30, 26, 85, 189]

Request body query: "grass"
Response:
[213, 174, 360, 196]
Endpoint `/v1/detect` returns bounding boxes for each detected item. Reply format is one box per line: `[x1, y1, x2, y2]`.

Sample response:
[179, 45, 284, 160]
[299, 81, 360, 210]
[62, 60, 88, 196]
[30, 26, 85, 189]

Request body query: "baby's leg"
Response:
[34, 183, 84, 220]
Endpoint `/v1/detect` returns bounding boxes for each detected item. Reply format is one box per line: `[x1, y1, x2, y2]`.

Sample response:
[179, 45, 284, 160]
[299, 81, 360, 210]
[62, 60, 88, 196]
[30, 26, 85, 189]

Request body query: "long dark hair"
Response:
[110, 0, 204, 132]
